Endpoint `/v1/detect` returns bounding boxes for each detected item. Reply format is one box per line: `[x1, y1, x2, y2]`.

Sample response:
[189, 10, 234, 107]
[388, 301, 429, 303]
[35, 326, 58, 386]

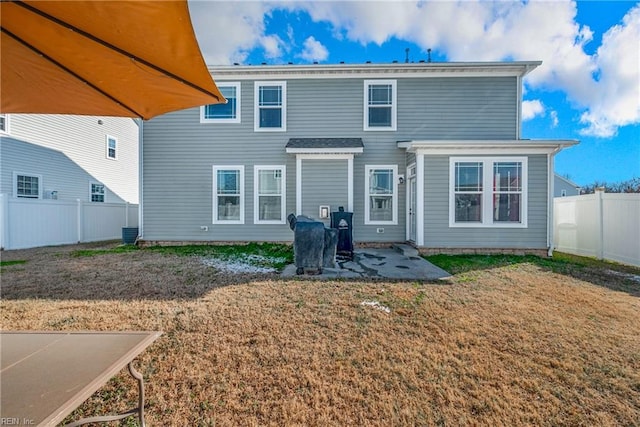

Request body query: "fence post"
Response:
[77, 199, 83, 243]
[595, 187, 604, 260]
[125, 202, 130, 227]
[0, 194, 8, 250]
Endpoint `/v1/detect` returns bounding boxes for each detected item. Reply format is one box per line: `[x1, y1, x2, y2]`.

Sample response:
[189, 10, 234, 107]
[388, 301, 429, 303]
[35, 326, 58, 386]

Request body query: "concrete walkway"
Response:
[281, 245, 450, 280]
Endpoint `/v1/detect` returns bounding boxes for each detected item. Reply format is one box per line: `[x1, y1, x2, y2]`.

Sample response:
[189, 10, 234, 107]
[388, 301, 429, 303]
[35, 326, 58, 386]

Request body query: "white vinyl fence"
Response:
[0, 194, 138, 250]
[554, 192, 640, 267]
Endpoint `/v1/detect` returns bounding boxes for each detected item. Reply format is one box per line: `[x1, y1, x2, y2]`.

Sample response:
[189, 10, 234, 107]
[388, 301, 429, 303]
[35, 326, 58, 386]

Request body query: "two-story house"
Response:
[140, 62, 576, 255]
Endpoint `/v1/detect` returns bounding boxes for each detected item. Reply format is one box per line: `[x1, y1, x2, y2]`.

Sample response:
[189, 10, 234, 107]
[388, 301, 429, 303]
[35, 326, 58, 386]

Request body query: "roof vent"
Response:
[405, 48, 409, 63]
[427, 48, 432, 63]
[366, 61, 371, 64]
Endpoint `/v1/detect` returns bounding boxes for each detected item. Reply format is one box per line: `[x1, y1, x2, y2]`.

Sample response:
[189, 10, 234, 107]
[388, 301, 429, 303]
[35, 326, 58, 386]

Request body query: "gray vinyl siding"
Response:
[0, 137, 124, 202]
[397, 77, 517, 140]
[142, 74, 519, 242]
[300, 160, 348, 226]
[423, 155, 549, 249]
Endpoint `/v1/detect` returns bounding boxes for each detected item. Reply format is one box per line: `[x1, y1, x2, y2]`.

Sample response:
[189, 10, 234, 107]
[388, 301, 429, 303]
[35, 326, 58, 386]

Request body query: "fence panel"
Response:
[602, 194, 640, 266]
[0, 195, 138, 250]
[554, 193, 640, 267]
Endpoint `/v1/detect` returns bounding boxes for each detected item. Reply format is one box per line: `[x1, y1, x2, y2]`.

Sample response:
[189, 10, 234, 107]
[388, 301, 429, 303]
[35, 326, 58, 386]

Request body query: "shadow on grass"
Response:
[0, 242, 293, 301]
[425, 252, 640, 297]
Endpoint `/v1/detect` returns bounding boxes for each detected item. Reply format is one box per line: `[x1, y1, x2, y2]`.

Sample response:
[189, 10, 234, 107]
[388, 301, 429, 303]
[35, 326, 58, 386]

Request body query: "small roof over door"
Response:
[285, 138, 364, 154]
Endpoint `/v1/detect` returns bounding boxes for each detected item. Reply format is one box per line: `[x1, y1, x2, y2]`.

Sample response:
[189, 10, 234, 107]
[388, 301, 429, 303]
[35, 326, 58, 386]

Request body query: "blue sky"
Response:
[189, 1, 640, 186]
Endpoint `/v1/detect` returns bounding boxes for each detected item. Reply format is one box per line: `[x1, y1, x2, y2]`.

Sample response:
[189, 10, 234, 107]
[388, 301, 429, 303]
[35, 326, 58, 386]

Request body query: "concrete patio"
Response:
[281, 244, 451, 280]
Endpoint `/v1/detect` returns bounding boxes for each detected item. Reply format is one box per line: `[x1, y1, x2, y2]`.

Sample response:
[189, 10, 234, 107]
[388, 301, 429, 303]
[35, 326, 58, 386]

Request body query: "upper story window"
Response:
[106, 135, 117, 159]
[0, 114, 8, 133]
[213, 166, 244, 224]
[201, 82, 241, 123]
[14, 172, 42, 199]
[91, 182, 105, 202]
[254, 81, 286, 131]
[365, 165, 398, 225]
[254, 165, 286, 224]
[450, 157, 528, 228]
[364, 80, 396, 131]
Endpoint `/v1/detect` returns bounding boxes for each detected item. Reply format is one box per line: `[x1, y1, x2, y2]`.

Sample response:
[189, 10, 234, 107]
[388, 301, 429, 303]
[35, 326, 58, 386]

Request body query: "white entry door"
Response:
[408, 174, 417, 242]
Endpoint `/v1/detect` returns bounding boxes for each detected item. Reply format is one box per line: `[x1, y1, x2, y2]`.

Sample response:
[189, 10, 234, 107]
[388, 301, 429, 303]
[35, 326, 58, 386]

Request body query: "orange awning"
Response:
[1, 0, 224, 120]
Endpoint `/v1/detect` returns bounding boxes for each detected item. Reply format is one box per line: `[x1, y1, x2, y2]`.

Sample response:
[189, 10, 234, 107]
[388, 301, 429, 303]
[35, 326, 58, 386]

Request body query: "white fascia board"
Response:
[397, 139, 578, 155]
[209, 62, 542, 80]
[286, 147, 363, 154]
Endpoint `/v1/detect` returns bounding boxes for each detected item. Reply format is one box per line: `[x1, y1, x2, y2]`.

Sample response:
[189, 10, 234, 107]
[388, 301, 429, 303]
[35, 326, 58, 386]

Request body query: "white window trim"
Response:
[363, 79, 397, 131]
[213, 165, 245, 224]
[254, 81, 287, 132]
[254, 165, 286, 225]
[105, 134, 117, 160]
[90, 181, 106, 203]
[0, 113, 10, 134]
[365, 165, 398, 225]
[13, 172, 43, 199]
[200, 82, 241, 124]
[449, 157, 528, 228]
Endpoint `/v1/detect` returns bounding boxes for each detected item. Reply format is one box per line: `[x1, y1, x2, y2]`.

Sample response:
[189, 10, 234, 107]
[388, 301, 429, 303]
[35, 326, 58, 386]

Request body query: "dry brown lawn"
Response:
[1, 242, 639, 426]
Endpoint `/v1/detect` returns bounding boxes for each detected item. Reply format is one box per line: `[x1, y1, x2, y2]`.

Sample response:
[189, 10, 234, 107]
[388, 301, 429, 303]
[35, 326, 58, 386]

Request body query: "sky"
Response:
[188, 0, 640, 186]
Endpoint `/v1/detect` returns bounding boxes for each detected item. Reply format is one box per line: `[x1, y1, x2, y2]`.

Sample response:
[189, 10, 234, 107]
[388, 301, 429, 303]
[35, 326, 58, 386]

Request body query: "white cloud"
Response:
[188, 1, 276, 64]
[522, 100, 545, 121]
[578, 5, 640, 137]
[550, 110, 559, 128]
[299, 36, 329, 62]
[261, 35, 284, 59]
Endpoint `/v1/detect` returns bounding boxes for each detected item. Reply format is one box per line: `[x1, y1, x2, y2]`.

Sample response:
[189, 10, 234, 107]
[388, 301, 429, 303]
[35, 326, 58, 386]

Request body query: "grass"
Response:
[71, 244, 140, 257]
[1, 243, 639, 426]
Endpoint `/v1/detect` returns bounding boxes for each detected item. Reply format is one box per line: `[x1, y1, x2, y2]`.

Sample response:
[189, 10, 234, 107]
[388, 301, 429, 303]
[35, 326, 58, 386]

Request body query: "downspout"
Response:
[547, 146, 561, 257]
[137, 119, 144, 241]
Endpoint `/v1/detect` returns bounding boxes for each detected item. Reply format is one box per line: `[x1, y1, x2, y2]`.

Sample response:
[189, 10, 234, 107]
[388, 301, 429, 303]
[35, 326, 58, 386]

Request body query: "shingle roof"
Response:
[286, 138, 364, 149]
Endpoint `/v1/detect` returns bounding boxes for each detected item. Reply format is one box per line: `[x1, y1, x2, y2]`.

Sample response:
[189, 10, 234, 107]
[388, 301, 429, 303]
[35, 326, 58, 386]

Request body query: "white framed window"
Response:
[13, 172, 42, 199]
[213, 166, 244, 224]
[254, 81, 286, 131]
[0, 114, 9, 134]
[200, 82, 241, 123]
[106, 135, 117, 159]
[364, 80, 397, 131]
[254, 165, 286, 224]
[90, 182, 105, 202]
[365, 165, 398, 225]
[449, 157, 528, 228]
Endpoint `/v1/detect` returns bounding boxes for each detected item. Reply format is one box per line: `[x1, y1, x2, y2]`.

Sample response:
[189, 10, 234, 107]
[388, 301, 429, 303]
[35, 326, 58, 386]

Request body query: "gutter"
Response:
[547, 146, 562, 257]
[137, 119, 144, 241]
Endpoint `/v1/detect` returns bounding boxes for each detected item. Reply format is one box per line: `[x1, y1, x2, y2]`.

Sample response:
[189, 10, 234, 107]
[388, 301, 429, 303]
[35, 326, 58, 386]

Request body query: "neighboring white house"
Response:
[1, 113, 139, 203]
[0, 113, 140, 250]
[554, 174, 581, 197]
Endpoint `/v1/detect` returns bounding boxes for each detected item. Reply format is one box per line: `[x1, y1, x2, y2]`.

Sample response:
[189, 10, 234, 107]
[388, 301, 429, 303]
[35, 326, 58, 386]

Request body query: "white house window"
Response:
[365, 165, 398, 225]
[201, 82, 241, 123]
[14, 173, 42, 199]
[106, 135, 117, 159]
[0, 114, 8, 133]
[254, 81, 286, 131]
[449, 157, 528, 228]
[453, 162, 483, 223]
[254, 165, 286, 224]
[364, 80, 396, 131]
[213, 166, 244, 224]
[90, 182, 105, 202]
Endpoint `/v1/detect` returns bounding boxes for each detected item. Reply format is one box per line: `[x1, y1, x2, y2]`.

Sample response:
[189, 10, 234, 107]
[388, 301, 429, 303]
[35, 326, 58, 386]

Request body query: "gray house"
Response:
[140, 62, 577, 255]
[554, 174, 581, 197]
